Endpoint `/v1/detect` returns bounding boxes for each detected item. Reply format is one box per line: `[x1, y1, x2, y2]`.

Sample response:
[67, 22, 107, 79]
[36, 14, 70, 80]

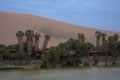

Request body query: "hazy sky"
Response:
[0, 0, 120, 31]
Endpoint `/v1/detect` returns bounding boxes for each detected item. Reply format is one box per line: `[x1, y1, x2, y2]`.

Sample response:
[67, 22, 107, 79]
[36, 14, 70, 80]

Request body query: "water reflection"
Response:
[0, 67, 120, 80]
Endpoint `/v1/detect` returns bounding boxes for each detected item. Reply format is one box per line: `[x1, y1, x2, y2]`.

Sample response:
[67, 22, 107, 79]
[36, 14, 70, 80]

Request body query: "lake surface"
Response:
[0, 67, 120, 80]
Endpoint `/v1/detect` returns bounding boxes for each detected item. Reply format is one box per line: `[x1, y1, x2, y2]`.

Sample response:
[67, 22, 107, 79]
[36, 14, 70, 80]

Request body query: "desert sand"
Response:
[0, 11, 120, 48]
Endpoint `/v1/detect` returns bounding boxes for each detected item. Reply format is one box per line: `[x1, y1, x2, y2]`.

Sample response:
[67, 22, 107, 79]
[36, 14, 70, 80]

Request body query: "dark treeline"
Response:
[0, 30, 120, 67]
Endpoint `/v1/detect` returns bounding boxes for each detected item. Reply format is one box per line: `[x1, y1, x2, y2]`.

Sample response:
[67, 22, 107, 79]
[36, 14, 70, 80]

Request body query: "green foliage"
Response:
[0, 43, 29, 60]
[0, 44, 6, 51]
[42, 51, 52, 61]
[107, 34, 120, 57]
[93, 54, 99, 62]
[95, 31, 101, 39]
[110, 49, 119, 57]
[6, 44, 19, 51]
[23, 42, 27, 53]
[116, 41, 120, 54]
[13, 52, 28, 60]
[112, 61, 117, 66]
[40, 51, 52, 68]
[16, 31, 24, 37]
[25, 29, 34, 37]
[83, 62, 90, 66]
[48, 38, 94, 67]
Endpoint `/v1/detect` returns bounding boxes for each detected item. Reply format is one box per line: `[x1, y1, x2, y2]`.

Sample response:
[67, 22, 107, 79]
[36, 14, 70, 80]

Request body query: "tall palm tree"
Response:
[108, 36, 115, 49]
[25, 29, 34, 57]
[116, 41, 120, 53]
[113, 34, 119, 43]
[95, 31, 101, 51]
[101, 33, 107, 48]
[81, 33, 85, 43]
[16, 31, 24, 52]
[78, 33, 85, 43]
[33, 32, 41, 51]
[101, 33, 108, 66]
[108, 34, 119, 64]
[42, 34, 51, 50]
[103, 39, 109, 66]
[78, 33, 82, 43]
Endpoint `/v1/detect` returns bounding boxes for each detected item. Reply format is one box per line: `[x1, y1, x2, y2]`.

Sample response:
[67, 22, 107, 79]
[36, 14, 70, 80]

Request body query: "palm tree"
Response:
[81, 42, 94, 66]
[78, 33, 85, 43]
[96, 32, 108, 66]
[108, 34, 119, 64]
[108, 36, 115, 49]
[103, 39, 109, 66]
[101, 33, 107, 47]
[116, 41, 120, 54]
[82, 33, 86, 43]
[42, 34, 51, 50]
[58, 43, 68, 66]
[33, 32, 41, 51]
[16, 31, 24, 52]
[95, 31, 101, 51]
[50, 46, 60, 66]
[25, 29, 34, 57]
[113, 34, 119, 43]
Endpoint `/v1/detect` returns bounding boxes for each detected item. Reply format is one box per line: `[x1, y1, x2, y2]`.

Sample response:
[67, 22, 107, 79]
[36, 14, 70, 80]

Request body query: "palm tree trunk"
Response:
[25, 34, 33, 58]
[96, 38, 100, 51]
[43, 39, 47, 50]
[20, 40, 24, 52]
[35, 39, 39, 51]
[18, 37, 24, 52]
[27, 39, 33, 57]
[43, 39, 50, 50]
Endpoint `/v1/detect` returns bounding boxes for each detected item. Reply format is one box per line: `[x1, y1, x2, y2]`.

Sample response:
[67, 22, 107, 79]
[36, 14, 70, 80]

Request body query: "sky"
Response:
[0, 0, 120, 31]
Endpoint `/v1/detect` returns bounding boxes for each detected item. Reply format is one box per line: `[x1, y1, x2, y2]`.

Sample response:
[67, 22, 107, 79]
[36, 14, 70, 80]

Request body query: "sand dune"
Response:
[0, 11, 120, 48]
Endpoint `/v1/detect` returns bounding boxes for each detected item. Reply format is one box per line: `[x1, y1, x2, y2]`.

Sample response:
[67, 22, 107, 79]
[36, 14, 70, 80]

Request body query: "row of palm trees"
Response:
[95, 31, 119, 50]
[14, 30, 120, 67]
[16, 29, 51, 57]
[1, 28, 120, 67]
[94, 31, 120, 66]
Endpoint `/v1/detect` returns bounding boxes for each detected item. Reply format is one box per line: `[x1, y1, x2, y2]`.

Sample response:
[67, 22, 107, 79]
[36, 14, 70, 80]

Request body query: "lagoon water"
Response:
[0, 67, 120, 80]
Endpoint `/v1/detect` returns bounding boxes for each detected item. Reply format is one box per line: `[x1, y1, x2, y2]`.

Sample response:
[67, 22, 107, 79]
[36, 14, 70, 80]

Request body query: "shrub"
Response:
[83, 62, 90, 66]
[112, 61, 117, 66]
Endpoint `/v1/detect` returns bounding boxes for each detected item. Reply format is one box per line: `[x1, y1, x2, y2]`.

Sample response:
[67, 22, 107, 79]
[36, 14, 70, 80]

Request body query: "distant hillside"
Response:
[0, 11, 119, 48]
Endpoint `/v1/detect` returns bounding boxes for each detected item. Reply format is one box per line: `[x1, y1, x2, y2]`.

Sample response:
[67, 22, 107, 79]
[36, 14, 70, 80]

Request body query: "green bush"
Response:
[112, 61, 117, 66]
[83, 62, 90, 66]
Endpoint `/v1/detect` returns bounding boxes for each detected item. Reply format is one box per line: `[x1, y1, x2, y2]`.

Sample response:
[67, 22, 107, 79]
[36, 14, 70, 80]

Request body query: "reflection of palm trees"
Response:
[16, 31, 24, 52]
[33, 32, 41, 51]
[25, 30, 34, 57]
[42, 34, 51, 50]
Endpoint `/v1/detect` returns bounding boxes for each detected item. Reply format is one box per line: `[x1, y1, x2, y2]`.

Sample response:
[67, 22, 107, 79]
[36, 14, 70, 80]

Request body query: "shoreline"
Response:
[0, 65, 120, 71]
